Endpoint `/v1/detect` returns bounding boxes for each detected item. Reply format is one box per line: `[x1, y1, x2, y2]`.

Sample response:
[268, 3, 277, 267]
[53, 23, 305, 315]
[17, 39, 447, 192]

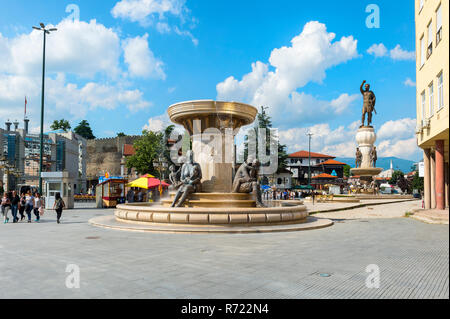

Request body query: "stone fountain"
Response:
[90, 100, 333, 233]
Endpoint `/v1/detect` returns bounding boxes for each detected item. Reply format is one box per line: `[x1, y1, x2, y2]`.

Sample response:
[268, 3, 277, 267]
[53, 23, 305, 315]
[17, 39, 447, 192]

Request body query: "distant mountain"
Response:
[334, 157, 416, 173]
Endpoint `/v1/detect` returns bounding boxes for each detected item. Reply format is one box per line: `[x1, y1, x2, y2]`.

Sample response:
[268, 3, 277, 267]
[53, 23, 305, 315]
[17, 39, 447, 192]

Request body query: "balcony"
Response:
[415, 125, 423, 134]
[422, 118, 431, 129]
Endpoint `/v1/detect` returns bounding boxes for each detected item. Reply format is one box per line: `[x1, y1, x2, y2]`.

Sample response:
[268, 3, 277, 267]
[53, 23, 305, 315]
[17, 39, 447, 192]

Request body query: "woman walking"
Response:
[25, 191, 34, 223]
[52, 192, 65, 224]
[10, 190, 20, 223]
[1, 192, 11, 223]
[18, 193, 26, 221]
[33, 193, 43, 222]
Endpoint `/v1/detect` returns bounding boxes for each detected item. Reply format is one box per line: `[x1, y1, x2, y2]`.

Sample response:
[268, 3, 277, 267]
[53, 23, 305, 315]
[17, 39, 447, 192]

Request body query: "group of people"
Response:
[263, 190, 304, 200]
[1, 190, 66, 224]
[126, 187, 147, 203]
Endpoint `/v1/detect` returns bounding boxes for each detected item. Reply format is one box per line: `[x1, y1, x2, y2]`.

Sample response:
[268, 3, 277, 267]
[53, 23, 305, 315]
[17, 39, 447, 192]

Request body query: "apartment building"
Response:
[415, 0, 449, 210]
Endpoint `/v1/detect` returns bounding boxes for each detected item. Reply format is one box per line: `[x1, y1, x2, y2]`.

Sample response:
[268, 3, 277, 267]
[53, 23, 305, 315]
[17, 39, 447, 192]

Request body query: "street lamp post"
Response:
[306, 132, 313, 188]
[32, 23, 57, 194]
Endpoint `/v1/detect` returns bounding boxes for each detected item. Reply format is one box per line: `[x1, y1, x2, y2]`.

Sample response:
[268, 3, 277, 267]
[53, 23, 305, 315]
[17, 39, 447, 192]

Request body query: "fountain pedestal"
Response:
[350, 126, 382, 182]
[168, 100, 258, 193]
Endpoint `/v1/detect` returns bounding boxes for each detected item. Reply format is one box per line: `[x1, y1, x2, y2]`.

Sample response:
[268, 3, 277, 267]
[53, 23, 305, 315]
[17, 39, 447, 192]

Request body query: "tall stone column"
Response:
[435, 140, 445, 210]
[423, 148, 431, 209]
[431, 152, 436, 209]
[445, 161, 449, 209]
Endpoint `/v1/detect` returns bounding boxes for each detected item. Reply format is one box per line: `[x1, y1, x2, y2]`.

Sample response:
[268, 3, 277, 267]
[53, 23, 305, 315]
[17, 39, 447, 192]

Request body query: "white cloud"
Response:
[389, 44, 415, 61]
[377, 138, 418, 158]
[123, 33, 166, 79]
[45, 74, 152, 115]
[377, 118, 416, 141]
[143, 113, 171, 132]
[403, 77, 416, 87]
[367, 43, 388, 57]
[0, 19, 122, 78]
[111, 0, 186, 24]
[276, 117, 420, 159]
[111, 0, 197, 44]
[330, 93, 360, 114]
[367, 43, 415, 61]
[0, 18, 156, 135]
[216, 21, 359, 126]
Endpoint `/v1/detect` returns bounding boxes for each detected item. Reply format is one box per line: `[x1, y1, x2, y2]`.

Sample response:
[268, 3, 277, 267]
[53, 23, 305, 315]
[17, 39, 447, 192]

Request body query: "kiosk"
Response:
[96, 178, 127, 208]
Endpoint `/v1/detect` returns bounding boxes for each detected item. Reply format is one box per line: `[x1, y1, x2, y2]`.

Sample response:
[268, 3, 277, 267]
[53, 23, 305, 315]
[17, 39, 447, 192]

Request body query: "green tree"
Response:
[343, 164, 351, 177]
[411, 172, 424, 192]
[126, 129, 164, 175]
[50, 119, 71, 132]
[117, 132, 126, 137]
[74, 120, 95, 140]
[243, 106, 288, 172]
[389, 170, 404, 186]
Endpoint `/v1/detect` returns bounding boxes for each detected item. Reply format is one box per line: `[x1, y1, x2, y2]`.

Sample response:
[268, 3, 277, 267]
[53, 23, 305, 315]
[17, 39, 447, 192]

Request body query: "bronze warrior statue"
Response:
[360, 80, 376, 127]
[232, 158, 266, 208]
[170, 150, 202, 207]
[369, 146, 377, 168]
[355, 147, 362, 168]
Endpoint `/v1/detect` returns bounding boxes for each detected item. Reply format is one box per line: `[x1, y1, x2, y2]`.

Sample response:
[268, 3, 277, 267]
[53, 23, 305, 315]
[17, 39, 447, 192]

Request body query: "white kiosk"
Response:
[41, 172, 74, 209]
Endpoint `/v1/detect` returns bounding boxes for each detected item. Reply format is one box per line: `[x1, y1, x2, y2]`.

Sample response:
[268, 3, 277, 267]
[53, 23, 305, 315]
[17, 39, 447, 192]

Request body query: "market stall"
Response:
[96, 178, 127, 208]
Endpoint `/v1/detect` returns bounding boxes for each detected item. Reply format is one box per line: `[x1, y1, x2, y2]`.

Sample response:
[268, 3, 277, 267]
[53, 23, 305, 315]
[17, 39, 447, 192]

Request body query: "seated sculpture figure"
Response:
[170, 150, 202, 207]
[232, 158, 266, 207]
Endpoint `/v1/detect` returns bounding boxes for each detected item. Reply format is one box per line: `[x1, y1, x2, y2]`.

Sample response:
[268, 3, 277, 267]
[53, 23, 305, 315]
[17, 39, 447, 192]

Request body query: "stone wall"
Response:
[86, 136, 141, 179]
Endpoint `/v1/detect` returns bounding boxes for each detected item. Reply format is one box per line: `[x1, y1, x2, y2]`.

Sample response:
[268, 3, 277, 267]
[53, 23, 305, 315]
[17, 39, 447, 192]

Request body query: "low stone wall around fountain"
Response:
[114, 201, 309, 226]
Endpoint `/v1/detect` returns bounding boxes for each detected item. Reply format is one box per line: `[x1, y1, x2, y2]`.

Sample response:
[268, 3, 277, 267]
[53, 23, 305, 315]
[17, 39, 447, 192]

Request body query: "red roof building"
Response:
[288, 151, 335, 159]
[312, 173, 338, 179]
[123, 144, 136, 156]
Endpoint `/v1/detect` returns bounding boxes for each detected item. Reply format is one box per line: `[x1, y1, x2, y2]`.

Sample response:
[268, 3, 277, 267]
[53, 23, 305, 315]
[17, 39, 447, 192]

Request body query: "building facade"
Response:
[415, 0, 449, 210]
[0, 119, 87, 193]
[286, 151, 344, 185]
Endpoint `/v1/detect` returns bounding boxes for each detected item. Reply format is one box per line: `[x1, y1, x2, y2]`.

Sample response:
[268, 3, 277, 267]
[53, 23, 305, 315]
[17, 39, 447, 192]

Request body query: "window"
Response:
[437, 72, 444, 110]
[421, 91, 426, 120]
[429, 82, 434, 117]
[427, 22, 433, 58]
[436, 5, 442, 45]
[420, 36, 425, 66]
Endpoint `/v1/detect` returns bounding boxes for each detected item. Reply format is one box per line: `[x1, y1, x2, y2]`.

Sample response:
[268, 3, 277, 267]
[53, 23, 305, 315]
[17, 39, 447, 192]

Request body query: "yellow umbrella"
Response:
[126, 174, 155, 189]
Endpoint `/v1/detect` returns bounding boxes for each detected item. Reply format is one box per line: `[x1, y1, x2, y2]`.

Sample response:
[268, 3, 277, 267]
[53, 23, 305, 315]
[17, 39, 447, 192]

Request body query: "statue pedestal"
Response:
[350, 126, 382, 179]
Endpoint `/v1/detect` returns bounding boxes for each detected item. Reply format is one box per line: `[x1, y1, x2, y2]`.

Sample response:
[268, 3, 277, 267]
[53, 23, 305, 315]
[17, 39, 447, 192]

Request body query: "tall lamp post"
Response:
[306, 132, 313, 189]
[32, 23, 57, 194]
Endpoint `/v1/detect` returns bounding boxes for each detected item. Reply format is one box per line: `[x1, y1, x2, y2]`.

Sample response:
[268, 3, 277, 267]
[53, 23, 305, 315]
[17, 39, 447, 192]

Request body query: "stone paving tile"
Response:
[0, 203, 448, 299]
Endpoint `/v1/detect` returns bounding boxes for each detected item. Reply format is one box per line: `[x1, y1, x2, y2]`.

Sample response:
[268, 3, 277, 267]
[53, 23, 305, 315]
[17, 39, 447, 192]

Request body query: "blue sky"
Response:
[0, 0, 420, 160]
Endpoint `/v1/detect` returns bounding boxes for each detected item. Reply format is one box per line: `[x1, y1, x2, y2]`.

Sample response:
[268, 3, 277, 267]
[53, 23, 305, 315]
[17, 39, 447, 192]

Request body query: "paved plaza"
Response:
[0, 201, 448, 299]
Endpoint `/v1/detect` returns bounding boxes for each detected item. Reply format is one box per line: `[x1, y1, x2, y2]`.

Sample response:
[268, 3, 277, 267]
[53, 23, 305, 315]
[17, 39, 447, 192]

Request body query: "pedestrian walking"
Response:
[10, 190, 20, 223]
[1, 192, 11, 223]
[52, 192, 65, 224]
[33, 193, 44, 222]
[18, 193, 26, 221]
[25, 191, 34, 223]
